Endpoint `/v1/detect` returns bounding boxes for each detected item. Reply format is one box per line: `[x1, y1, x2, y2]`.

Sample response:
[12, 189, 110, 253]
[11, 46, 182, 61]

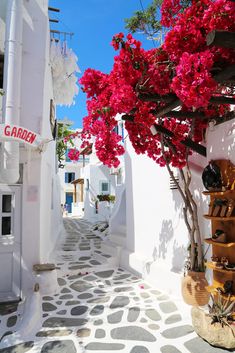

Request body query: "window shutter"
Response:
[169, 171, 179, 190]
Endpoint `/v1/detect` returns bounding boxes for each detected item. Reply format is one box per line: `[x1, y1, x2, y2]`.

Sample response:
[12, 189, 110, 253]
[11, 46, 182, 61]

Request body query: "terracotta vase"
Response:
[181, 271, 210, 306]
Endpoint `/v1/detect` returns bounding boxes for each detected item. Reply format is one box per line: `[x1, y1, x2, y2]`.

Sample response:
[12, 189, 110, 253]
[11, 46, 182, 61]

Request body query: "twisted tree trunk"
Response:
[160, 135, 204, 272]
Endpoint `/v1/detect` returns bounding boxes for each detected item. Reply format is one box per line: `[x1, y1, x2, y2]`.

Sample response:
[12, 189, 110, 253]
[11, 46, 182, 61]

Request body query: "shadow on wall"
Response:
[156, 219, 174, 260]
[208, 121, 235, 160]
[171, 240, 187, 273]
[144, 219, 174, 275]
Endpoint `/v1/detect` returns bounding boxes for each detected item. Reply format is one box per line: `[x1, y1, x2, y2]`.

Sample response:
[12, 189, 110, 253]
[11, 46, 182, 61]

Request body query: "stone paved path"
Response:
[0, 218, 233, 353]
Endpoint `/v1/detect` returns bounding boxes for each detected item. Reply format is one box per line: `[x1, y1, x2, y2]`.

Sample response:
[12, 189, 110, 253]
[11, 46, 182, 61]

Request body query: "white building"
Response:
[0, 0, 62, 302]
[82, 125, 125, 224]
[57, 128, 87, 216]
[103, 119, 235, 300]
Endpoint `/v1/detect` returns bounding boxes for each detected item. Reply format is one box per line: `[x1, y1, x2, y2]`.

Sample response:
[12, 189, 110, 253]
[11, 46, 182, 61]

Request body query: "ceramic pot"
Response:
[182, 271, 210, 306]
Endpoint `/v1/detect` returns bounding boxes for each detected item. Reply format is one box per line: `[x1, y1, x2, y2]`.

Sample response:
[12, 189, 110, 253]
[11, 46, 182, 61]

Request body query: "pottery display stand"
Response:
[194, 159, 235, 349]
[203, 159, 235, 299]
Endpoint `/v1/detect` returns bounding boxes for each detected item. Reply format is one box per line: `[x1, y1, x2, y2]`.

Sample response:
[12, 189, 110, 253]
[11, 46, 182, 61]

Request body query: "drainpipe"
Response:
[0, 0, 23, 184]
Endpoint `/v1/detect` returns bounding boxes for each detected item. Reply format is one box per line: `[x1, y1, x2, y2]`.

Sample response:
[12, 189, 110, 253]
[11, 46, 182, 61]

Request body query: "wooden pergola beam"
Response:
[206, 31, 235, 49]
[209, 96, 235, 104]
[150, 110, 207, 119]
[122, 114, 134, 121]
[139, 93, 235, 105]
[121, 115, 207, 157]
[150, 124, 207, 157]
[48, 6, 60, 12]
[138, 93, 176, 103]
[152, 99, 181, 119]
[138, 63, 235, 119]
[214, 64, 235, 83]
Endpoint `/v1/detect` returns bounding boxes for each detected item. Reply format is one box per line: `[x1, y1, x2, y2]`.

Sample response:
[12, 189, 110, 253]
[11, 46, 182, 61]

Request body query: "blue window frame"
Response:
[99, 180, 110, 195]
[65, 172, 75, 183]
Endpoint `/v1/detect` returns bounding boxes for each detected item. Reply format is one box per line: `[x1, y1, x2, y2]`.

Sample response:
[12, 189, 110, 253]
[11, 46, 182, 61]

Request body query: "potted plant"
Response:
[96, 194, 116, 203]
[192, 293, 235, 348]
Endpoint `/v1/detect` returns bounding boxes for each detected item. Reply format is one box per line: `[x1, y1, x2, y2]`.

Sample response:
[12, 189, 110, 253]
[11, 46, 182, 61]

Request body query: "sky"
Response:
[49, 0, 155, 128]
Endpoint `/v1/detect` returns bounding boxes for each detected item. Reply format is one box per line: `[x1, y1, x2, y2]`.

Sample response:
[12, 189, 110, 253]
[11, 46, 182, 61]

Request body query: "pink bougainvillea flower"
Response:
[68, 148, 80, 162]
[171, 51, 217, 108]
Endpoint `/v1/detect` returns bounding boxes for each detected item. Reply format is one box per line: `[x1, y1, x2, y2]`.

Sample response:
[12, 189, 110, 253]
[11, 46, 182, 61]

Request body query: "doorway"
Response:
[65, 192, 73, 214]
[0, 185, 21, 302]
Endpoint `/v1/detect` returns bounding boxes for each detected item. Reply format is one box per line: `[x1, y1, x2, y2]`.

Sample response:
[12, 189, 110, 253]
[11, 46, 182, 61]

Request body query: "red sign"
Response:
[4, 125, 36, 144]
[0, 124, 44, 147]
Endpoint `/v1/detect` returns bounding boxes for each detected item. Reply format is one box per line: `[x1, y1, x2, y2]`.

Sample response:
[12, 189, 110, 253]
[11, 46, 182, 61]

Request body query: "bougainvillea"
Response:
[69, 0, 233, 170]
[171, 50, 217, 108]
[202, 0, 235, 33]
[161, 0, 181, 27]
[68, 148, 80, 161]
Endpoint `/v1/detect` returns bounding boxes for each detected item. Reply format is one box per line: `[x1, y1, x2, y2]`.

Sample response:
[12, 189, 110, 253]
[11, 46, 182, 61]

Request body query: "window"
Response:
[65, 172, 75, 183]
[169, 169, 179, 190]
[99, 180, 110, 195]
[2, 217, 11, 235]
[2, 195, 12, 213]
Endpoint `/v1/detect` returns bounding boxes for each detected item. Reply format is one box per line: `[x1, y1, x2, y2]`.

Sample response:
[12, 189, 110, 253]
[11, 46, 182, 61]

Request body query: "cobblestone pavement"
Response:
[0, 218, 232, 353]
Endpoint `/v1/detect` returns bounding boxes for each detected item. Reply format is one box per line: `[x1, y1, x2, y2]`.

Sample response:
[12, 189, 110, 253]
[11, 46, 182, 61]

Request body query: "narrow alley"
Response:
[0, 218, 229, 353]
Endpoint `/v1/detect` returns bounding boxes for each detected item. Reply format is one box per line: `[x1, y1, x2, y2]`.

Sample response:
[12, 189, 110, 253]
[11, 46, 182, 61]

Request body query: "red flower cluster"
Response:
[161, 0, 181, 27]
[203, 0, 235, 33]
[69, 0, 233, 170]
[68, 148, 80, 161]
[171, 51, 217, 108]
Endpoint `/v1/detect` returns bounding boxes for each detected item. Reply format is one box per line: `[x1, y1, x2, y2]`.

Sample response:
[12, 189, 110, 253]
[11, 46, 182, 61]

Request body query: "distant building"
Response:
[57, 129, 87, 216]
[82, 121, 125, 223]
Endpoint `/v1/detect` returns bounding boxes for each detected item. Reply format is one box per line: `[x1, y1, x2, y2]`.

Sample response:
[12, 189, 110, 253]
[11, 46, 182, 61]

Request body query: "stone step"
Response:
[101, 239, 122, 258]
[33, 264, 56, 272]
[93, 249, 120, 267]
[108, 232, 126, 247]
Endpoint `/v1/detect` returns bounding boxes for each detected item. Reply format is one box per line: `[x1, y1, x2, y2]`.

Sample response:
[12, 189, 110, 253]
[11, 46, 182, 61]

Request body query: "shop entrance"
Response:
[65, 192, 73, 214]
[0, 185, 21, 302]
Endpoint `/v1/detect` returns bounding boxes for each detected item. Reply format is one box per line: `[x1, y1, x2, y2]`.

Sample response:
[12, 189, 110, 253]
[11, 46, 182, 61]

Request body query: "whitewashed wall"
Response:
[19, 0, 61, 294]
[112, 119, 235, 299]
[206, 119, 235, 162]
[121, 139, 190, 298]
[0, 15, 6, 121]
[109, 185, 126, 245]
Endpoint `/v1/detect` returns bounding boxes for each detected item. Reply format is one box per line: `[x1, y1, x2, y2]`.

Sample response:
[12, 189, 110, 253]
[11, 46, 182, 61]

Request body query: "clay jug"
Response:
[182, 271, 210, 306]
